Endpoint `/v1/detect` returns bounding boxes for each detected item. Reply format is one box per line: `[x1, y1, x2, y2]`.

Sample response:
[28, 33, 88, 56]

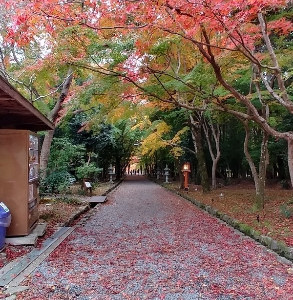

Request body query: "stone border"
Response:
[0, 180, 125, 297]
[160, 183, 293, 262]
[101, 179, 123, 196]
[62, 179, 123, 227]
[63, 205, 90, 227]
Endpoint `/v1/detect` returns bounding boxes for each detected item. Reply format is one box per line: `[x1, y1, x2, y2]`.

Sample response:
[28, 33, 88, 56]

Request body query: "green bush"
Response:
[76, 163, 102, 180]
[47, 138, 86, 174]
[40, 170, 76, 194]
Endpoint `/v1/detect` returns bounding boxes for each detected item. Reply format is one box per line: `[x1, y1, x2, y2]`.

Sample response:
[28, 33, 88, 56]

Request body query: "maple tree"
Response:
[139, 114, 188, 167]
[115, 0, 292, 197]
[0, 3, 78, 178]
[2, 0, 293, 197]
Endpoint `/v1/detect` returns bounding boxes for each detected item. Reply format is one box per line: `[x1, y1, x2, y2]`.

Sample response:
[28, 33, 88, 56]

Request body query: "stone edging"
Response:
[62, 179, 123, 227]
[162, 184, 293, 262]
[63, 205, 90, 227]
[101, 179, 123, 196]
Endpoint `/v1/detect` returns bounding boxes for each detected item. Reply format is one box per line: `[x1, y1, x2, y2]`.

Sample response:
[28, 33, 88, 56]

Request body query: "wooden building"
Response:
[0, 75, 54, 236]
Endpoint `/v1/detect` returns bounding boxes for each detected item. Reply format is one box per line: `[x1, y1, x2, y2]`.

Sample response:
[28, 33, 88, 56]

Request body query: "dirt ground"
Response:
[163, 179, 293, 247]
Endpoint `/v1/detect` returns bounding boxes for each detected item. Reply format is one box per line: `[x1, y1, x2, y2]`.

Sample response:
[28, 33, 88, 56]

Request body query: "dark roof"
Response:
[0, 75, 54, 131]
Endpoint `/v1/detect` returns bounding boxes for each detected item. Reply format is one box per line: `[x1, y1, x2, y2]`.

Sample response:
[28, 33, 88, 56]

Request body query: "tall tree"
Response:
[189, 113, 211, 192]
[5, 0, 293, 187]
[40, 69, 73, 174]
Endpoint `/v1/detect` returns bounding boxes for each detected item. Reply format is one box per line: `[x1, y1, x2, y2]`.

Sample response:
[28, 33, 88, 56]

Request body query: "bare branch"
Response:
[258, 12, 291, 107]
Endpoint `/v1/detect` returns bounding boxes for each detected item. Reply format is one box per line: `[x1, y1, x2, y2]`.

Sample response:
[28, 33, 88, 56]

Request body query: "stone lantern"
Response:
[164, 164, 170, 183]
[108, 164, 115, 184]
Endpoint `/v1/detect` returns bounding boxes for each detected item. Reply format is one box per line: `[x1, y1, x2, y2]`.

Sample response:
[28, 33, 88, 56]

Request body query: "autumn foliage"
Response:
[5, 1, 292, 49]
[2, 0, 293, 189]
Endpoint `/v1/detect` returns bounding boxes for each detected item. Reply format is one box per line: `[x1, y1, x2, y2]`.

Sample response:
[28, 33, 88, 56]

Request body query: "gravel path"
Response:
[17, 176, 293, 299]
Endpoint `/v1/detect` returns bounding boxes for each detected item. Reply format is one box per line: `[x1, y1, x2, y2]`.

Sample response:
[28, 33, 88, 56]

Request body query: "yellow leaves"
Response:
[131, 115, 152, 130]
[169, 126, 188, 158]
[141, 121, 170, 156]
[171, 127, 188, 144]
[141, 121, 188, 158]
[219, 50, 249, 73]
[106, 102, 136, 123]
[212, 94, 234, 104]
[109, 106, 128, 123]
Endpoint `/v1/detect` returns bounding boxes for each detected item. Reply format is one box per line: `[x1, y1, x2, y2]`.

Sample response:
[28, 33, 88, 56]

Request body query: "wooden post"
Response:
[83, 180, 92, 196]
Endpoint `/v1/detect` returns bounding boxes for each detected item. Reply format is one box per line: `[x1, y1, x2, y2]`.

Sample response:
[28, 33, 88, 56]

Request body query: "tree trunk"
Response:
[243, 121, 259, 190]
[202, 118, 221, 189]
[40, 69, 73, 177]
[115, 157, 121, 180]
[211, 155, 220, 189]
[40, 130, 55, 176]
[243, 120, 269, 209]
[288, 139, 293, 188]
[190, 114, 210, 193]
[256, 131, 269, 209]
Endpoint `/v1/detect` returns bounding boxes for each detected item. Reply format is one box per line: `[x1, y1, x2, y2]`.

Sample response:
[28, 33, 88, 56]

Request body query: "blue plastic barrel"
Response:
[0, 202, 11, 250]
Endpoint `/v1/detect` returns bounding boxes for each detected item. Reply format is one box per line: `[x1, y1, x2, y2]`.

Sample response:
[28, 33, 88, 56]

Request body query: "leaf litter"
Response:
[10, 177, 293, 299]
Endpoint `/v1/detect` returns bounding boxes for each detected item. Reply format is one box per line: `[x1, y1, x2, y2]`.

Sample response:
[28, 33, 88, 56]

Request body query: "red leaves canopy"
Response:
[4, 0, 291, 51]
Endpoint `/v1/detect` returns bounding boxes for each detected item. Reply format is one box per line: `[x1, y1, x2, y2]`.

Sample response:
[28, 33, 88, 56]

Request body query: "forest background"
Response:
[0, 0, 293, 247]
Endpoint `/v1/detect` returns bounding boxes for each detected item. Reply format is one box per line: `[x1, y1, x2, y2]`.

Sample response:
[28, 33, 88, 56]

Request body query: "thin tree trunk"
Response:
[40, 130, 55, 177]
[202, 118, 221, 189]
[257, 130, 269, 209]
[243, 121, 260, 192]
[190, 114, 210, 193]
[243, 120, 269, 209]
[288, 139, 293, 188]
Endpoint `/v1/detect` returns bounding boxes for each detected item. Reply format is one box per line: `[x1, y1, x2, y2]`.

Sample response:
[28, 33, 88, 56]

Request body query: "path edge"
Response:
[62, 178, 124, 227]
[158, 182, 293, 263]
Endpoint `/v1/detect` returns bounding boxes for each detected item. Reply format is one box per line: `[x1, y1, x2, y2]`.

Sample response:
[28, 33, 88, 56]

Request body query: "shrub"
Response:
[40, 170, 76, 194]
[76, 163, 102, 181]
